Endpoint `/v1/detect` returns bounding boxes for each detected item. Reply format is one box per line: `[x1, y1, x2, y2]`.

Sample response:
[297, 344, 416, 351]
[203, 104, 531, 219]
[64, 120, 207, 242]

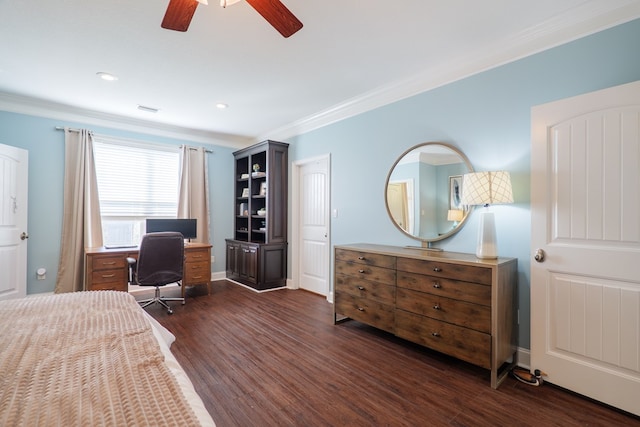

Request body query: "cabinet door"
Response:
[240, 244, 258, 285]
[226, 242, 240, 276]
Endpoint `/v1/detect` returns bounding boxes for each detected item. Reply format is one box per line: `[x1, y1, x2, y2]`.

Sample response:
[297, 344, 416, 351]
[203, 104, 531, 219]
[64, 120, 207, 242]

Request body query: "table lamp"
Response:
[460, 171, 513, 259]
[447, 209, 464, 228]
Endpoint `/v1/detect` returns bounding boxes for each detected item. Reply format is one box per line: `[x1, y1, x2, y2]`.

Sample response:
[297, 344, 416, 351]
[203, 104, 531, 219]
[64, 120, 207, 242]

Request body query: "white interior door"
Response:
[294, 155, 330, 298]
[531, 80, 640, 416]
[0, 143, 28, 300]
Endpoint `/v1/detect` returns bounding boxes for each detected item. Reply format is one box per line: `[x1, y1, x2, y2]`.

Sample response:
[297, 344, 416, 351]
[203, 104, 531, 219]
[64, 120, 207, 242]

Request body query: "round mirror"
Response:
[385, 142, 474, 243]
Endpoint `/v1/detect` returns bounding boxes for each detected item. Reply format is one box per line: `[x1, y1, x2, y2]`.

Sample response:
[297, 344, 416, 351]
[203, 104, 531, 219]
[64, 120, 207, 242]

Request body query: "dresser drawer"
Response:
[397, 257, 492, 285]
[397, 271, 491, 306]
[335, 292, 395, 333]
[185, 248, 209, 263]
[335, 260, 396, 284]
[396, 288, 490, 333]
[91, 254, 127, 270]
[91, 267, 127, 284]
[184, 261, 210, 284]
[335, 248, 396, 269]
[395, 309, 490, 369]
[335, 274, 395, 304]
[88, 280, 128, 292]
[89, 267, 127, 291]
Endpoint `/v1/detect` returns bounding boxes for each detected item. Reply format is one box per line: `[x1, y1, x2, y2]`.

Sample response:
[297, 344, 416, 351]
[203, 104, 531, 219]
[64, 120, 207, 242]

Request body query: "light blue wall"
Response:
[0, 112, 235, 295]
[288, 18, 640, 349]
[2, 19, 639, 349]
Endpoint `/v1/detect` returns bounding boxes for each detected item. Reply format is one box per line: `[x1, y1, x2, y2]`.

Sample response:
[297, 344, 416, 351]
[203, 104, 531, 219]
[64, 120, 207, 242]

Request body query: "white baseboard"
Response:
[516, 347, 531, 370]
[211, 271, 226, 281]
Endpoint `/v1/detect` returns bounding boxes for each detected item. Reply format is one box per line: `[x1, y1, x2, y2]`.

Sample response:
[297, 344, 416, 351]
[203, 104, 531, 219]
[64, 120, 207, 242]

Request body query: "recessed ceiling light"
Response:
[137, 105, 159, 113]
[216, 103, 228, 109]
[96, 72, 118, 81]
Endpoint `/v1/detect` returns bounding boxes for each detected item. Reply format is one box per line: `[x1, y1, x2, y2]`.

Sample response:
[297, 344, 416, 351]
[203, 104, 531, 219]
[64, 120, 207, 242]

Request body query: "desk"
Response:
[85, 243, 212, 298]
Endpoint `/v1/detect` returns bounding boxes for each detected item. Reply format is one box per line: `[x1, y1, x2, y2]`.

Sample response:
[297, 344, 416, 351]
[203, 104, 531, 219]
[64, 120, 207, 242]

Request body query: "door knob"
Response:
[20, 232, 29, 240]
[534, 248, 545, 263]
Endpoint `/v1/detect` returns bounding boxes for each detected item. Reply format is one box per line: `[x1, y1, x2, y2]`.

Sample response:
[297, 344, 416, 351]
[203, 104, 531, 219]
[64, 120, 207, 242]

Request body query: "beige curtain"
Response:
[55, 128, 103, 293]
[178, 146, 210, 243]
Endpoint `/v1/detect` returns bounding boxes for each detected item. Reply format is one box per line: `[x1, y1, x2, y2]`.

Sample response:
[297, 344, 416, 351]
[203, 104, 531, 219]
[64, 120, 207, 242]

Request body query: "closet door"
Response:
[531, 80, 640, 416]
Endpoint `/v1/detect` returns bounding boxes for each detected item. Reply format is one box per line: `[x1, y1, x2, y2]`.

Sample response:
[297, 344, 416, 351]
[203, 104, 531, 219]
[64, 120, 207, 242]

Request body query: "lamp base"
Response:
[476, 210, 498, 259]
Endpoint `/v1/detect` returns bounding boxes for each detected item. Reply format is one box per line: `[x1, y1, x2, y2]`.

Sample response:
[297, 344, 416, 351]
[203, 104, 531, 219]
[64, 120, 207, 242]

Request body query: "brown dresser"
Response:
[85, 243, 212, 298]
[334, 243, 517, 388]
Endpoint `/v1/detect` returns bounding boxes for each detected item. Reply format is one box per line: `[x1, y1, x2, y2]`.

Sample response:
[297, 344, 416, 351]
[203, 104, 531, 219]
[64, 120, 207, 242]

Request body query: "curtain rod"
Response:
[55, 126, 213, 153]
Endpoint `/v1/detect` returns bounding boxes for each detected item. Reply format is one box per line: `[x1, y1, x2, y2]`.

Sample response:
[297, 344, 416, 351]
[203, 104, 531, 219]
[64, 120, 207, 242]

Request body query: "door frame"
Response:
[291, 153, 332, 301]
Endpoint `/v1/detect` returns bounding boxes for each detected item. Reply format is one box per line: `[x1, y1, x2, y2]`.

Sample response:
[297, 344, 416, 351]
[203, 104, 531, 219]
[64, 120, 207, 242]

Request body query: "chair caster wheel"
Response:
[168, 309, 173, 314]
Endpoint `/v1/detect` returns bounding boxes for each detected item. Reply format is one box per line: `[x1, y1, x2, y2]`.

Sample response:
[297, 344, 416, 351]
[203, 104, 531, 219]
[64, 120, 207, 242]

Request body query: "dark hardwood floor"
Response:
[147, 280, 640, 427]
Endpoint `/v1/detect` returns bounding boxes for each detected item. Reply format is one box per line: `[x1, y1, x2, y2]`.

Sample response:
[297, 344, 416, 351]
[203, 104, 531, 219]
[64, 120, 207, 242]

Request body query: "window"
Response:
[92, 136, 180, 246]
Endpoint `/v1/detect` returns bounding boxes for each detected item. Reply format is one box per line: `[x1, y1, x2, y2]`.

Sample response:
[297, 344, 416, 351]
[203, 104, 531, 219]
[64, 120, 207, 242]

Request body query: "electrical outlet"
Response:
[211, 256, 215, 264]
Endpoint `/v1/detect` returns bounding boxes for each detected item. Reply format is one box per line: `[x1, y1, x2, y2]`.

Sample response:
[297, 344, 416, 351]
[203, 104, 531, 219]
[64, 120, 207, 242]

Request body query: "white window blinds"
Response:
[92, 136, 180, 218]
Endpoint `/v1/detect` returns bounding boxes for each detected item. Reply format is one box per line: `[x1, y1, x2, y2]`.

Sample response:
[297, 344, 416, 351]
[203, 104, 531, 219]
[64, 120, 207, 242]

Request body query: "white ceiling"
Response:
[1, 0, 639, 148]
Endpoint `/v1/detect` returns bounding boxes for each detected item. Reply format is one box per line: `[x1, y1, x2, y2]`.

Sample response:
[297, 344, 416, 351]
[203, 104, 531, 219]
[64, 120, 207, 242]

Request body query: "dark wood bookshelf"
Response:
[226, 140, 288, 290]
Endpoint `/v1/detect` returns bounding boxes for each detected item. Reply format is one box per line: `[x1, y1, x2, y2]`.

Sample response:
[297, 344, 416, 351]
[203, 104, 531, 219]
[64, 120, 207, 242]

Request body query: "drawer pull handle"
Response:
[432, 282, 441, 289]
[358, 256, 365, 260]
[433, 304, 440, 310]
[192, 275, 203, 279]
[101, 274, 115, 278]
[102, 261, 116, 266]
[431, 332, 440, 337]
[357, 307, 365, 311]
[357, 286, 365, 291]
[433, 267, 442, 272]
[358, 269, 365, 274]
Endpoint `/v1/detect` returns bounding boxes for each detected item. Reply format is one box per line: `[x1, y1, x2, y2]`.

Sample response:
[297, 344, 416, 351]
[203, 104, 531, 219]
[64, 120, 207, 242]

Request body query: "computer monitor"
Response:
[146, 218, 197, 240]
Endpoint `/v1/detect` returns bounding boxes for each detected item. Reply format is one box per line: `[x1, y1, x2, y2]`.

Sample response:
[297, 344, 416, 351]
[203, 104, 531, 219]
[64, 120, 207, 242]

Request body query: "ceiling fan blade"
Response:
[161, 0, 200, 32]
[245, 0, 303, 38]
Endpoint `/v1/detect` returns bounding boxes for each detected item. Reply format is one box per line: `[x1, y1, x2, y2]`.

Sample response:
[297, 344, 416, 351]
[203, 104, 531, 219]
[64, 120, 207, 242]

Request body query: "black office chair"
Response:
[128, 231, 185, 314]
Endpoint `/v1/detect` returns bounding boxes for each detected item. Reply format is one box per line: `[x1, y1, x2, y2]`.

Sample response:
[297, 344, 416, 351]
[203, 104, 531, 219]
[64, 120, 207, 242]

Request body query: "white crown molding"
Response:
[262, 0, 640, 142]
[0, 91, 251, 149]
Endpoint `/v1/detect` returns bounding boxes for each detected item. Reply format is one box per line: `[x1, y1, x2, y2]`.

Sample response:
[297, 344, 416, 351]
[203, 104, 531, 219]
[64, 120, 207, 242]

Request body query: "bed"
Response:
[0, 291, 215, 426]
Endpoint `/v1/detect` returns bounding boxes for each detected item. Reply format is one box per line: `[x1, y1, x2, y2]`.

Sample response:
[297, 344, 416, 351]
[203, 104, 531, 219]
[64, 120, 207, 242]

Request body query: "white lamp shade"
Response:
[460, 171, 513, 206]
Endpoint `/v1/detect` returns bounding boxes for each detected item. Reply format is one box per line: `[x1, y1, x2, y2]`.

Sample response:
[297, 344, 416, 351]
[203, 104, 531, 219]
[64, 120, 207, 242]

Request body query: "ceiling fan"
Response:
[161, 0, 303, 38]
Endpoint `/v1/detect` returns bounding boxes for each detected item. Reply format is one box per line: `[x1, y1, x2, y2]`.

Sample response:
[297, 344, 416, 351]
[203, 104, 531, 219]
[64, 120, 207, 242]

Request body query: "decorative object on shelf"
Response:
[257, 208, 266, 216]
[447, 209, 464, 228]
[460, 171, 513, 259]
[241, 188, 249, 198]
[240, 173, 250, 179]
[449, 175, 463, 209]
[253, 163, 260, 172]
[259, 181, 267, 196]
[239, 202, 248, 216]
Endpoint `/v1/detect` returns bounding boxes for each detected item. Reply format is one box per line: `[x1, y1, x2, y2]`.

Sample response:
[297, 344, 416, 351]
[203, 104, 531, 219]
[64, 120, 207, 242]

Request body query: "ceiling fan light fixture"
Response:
[216, 103, 229, 109]
[220, 0, 241, 7]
